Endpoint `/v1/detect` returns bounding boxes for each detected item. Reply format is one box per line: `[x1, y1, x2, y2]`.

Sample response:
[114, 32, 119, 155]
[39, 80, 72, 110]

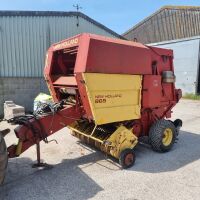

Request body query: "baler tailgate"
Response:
[0, 33, 182, 185]
[81, 73, 142, 125]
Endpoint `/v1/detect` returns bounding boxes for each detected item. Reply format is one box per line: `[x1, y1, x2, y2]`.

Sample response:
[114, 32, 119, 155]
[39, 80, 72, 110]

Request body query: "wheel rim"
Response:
[124, 153, 134, 166]
[162, 128, 173, 146]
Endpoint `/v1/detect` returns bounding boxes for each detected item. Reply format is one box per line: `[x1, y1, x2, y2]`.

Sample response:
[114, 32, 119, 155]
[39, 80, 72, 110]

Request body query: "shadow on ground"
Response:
[1, 130, 200, 199]
[0, 153, 104, 200]
[132, 130, 200, 173]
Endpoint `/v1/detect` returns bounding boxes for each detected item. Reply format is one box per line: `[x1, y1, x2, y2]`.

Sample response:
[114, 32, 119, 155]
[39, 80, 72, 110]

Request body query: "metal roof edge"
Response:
[122, 5, 200, 36]
[162, 5, 200, 10]
[148, 35, 200, 46]
[0, 10, 124, 39]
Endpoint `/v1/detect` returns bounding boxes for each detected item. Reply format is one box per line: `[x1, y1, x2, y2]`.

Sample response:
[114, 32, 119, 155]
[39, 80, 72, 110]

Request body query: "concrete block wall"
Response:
[0, 77, 49, 117]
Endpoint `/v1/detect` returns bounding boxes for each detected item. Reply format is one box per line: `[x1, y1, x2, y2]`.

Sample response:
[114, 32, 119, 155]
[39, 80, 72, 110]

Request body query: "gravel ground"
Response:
[0, 99, 200, 200]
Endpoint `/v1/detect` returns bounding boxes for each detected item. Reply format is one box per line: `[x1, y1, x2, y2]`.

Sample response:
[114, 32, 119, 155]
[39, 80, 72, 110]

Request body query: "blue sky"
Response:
[0, 0, 199, 34]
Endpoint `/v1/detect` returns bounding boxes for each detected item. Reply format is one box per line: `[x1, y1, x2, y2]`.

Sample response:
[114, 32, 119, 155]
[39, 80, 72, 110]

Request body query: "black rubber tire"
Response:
[173, 119, 183, 128]
[119, 149, 136, 169]
[149, 119, 176, 152]
[0, 133, 8, 185]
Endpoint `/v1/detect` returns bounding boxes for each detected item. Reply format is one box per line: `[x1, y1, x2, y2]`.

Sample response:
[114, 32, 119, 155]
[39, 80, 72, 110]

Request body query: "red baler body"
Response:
[8, 33, 181, 159]
[44, 33, 181, 136]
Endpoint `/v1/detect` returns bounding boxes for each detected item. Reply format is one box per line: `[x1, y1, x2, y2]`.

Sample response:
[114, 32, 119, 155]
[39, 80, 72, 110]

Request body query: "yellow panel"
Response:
[83, 73, 142, 125]
[106, 125, 138, 158]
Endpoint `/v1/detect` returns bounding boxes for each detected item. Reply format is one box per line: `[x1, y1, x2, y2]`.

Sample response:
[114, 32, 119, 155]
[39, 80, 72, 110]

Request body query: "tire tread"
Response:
[0, 133, 8, 185]
[149, 119, 176, 152]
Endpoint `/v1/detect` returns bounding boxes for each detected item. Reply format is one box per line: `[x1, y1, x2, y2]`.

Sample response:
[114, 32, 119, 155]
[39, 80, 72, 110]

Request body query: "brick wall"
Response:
[0, 78, 49, 117]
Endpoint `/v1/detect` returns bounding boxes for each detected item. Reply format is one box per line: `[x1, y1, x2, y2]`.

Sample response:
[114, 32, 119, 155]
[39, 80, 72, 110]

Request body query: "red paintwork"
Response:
[53, 76, 77, 86]
[7, 33, 181, 158]
[44, 33, 181, 122]
[8, 106, 83, 158]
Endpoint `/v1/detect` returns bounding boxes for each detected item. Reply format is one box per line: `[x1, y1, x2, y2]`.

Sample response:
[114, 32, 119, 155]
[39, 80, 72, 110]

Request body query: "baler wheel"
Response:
[0, 133, 8, 185]
[149, 119, 176, 152]
[119, 149, 135, 169]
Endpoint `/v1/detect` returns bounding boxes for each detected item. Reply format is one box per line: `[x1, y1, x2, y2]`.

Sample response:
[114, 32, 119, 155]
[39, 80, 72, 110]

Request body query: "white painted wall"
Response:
[150, 37, 200, 94]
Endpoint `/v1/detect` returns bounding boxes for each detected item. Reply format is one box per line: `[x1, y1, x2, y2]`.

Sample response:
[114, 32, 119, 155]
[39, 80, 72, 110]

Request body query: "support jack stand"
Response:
[32, 142, 53, 170]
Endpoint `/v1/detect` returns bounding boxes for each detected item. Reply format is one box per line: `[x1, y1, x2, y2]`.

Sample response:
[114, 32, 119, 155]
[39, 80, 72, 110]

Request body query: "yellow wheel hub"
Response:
[162, 128, 173, 146]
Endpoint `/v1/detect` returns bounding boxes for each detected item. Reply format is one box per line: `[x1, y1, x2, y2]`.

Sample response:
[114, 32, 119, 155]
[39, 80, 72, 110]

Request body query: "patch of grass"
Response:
[183, 93, 200, 100]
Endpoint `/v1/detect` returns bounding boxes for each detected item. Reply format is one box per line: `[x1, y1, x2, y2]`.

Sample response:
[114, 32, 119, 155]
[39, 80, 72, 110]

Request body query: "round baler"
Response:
[0, 33, 182, 185]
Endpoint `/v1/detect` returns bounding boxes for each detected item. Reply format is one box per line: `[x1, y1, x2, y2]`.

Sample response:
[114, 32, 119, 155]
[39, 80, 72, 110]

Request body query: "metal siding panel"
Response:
[177, 11, 184, 38]
[159, 12, 166, 41]
[35, 17, 42, 77]
[7, 17, 13, 76]
[180, 12, 187, 37]
[0, 14, 118, 78]
[164, 10, 171, 41]
[3, 17, 10, 76]
[79, 17, 116, 37]
[168, 10, 173, 40]
[26, 17, 32, 76]
[197, 12, 200, 34]
[151, 39, 200, 94]
[19, 17, 25, 77]
[191, 12, 196, 36]
[156, 13, 161, 42]
[39, 17, 47, 77]
[29, 17, 34, 77]
[18, 17, 24, 77]
[2, 17, 8, 76]
[170, 10, 175, 39]
[32, 17, 37, 76]
[124, 8, 200, 44]
[37, 17, 42, 77]
[186, 10, 192, 38]
[10, 17, 16, 76]
[0, 17, 4, 76]
[195, 11, 200, 35]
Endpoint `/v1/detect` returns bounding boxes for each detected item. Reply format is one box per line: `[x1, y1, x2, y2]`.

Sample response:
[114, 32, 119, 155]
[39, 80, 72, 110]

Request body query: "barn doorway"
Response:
[197, 43, 200, 94]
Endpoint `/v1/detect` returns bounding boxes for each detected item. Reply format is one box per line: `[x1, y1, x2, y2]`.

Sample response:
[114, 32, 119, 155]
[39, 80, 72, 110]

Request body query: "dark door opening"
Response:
[197, 66, 200, 94]
[197, 42, 200, 95]
[196, 40, 200, 95]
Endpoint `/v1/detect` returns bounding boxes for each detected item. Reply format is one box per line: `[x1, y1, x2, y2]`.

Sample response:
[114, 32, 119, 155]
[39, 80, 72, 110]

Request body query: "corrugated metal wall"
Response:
[150, 37, 200, 94]
[0, 13, 119, 77]
[123, 7, 200, 44]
